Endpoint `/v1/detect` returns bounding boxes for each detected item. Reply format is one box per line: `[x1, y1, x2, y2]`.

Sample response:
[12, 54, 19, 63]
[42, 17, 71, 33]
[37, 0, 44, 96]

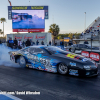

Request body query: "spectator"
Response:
[25, 39, 31, 47]
[13, 38, 18, 49]
[41, 41, 44, 45]
[68, 40, 73, 46]
[32, 41, 35, 45]
[60, 40, 64, 49]
[97, 29, 99, 32]
[73, 34, 75, 39]
[36, 40, 39, 45]
[84, 40, 89, 44]
[81, 32, 84, 38]
[30, 40, 33, 46]
[7, 38, 14, 49]
[18, 40, 22, 49]
[0, 40, 2, 44]
[55, 42, 57, 46]
[22, 41, 25, 48]
[49, 41, 51, 45]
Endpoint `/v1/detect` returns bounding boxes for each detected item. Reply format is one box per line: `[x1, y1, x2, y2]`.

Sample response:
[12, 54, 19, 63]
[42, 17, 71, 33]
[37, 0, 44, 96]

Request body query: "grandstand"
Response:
[82, 17, 100, 39]
[73, 17, 100, 47]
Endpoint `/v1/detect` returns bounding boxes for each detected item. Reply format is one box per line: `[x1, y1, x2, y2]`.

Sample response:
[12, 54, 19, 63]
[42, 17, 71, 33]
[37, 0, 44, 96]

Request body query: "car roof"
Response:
[30, 45, 48, 48]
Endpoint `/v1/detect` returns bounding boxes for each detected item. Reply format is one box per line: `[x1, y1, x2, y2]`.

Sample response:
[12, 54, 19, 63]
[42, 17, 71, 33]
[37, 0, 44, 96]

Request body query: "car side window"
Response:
[34, 48, 45, 54]
[21, 48, 29, 52]
[29, 48, 35, 54]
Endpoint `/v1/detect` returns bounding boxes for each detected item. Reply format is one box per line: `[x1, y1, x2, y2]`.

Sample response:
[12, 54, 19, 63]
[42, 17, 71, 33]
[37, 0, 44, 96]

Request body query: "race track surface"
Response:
[0, 65, 100, 100]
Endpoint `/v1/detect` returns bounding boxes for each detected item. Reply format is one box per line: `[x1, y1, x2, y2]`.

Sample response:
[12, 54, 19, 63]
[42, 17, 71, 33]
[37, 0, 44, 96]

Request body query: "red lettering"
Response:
[24, 36, 33, 39]
[35, 35, 45, 39]
[15, 36, 22, 39]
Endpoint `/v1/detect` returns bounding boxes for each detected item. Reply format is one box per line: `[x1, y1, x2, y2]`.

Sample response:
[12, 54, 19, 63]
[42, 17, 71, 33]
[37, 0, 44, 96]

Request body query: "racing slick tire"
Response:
[19, 56, 26, 68]
[57, 63, 68, 74]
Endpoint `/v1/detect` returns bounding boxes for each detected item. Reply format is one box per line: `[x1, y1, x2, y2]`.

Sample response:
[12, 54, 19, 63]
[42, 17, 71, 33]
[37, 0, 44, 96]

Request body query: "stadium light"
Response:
[84, 12, 86, 40]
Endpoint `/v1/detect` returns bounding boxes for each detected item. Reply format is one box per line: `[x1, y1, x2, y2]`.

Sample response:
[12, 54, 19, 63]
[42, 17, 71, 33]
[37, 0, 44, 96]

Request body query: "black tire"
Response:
[57, 63, 68, 74]
[69, 48, 71, 52]
[19, 56, 26, 68]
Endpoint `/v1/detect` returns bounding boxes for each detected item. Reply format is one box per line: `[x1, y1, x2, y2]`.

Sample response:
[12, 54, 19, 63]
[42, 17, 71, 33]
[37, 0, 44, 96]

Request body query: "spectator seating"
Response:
[81, 17, 100, 39]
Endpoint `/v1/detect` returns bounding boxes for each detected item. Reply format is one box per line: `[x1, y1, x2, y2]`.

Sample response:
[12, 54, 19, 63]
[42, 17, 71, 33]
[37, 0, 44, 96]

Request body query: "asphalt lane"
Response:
[0, 65, 100, 100]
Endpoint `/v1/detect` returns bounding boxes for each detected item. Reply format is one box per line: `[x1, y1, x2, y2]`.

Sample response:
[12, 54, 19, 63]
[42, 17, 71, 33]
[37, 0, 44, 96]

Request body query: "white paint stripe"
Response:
[3, 94, 22, 100]
[0, 90, 22, 100]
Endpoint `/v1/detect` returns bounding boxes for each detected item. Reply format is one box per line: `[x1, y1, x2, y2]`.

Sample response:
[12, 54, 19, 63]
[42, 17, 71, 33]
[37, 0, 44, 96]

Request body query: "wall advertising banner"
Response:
[81, 51, 100, 63]
[7, 33, 52, 45]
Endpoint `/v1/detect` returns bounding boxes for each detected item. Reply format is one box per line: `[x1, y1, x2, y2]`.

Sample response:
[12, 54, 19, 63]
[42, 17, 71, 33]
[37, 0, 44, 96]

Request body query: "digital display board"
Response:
[8, 6, 48, 32]
[8, 6, 48, 20]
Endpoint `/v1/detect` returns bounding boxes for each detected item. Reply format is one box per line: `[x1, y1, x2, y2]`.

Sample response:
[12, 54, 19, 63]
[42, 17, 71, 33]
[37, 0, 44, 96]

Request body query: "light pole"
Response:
[84, 12, 86, 40]
[29, 1, 30, 6]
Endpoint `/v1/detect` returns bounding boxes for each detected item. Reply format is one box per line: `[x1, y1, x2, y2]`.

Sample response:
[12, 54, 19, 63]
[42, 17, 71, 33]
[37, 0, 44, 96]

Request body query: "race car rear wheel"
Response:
[19, 56, 26, 68]
[57, 63, 68, 74]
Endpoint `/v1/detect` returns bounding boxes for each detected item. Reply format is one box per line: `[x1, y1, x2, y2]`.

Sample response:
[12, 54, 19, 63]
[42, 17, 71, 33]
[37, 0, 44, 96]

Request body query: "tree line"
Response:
[48, 24, 81, 40]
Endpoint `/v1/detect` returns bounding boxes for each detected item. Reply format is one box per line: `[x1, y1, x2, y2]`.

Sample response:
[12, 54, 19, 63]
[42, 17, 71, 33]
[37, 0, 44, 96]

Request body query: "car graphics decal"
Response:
[25, 53, 57, 72]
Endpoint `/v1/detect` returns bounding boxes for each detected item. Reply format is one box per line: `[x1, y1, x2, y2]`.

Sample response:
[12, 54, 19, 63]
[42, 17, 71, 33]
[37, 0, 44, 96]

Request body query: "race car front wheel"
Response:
[57, 63, 68, 74]
[19, 56, 26, 68]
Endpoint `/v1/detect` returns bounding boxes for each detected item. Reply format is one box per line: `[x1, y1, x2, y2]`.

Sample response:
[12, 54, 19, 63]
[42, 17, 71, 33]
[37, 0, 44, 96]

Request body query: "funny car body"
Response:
[9, 46, 98, 77]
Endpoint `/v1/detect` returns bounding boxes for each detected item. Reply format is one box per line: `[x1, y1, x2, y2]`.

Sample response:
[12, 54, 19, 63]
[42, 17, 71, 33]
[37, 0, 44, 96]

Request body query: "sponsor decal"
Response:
[38, 66, 43, 70]
[69, 69, 79, 76]
[66, 53, 81, 59]
[70, 62, 76, 66]
[24, 36, 33, 39]
[66, 54, 76, 58]
[90, 52, 100, 61]
[82, 58, 88, 62]
[35, 35, 45, 39]
[29, 65, 33, 68]
[81, 51, 89, 58]
[13, 29, 44, 32]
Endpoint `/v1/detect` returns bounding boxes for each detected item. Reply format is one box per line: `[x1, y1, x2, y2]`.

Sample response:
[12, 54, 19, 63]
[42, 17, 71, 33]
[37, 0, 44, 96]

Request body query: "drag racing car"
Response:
[9, 46, 98, 77]
[66, 44, 99, 53]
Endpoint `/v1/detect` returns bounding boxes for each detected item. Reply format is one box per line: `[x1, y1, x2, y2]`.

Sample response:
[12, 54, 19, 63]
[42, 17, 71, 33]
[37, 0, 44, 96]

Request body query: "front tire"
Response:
[19, 56, 26, 68]
[57, 63, 68, 74]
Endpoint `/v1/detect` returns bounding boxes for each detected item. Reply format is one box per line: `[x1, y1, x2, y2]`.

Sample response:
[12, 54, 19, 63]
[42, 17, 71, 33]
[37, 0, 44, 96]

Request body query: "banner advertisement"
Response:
[81, 51, 100, 63]
[7, 33, 52, 45]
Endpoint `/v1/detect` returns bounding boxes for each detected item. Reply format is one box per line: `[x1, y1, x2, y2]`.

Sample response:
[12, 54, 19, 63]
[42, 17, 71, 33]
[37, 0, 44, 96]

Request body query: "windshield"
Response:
[44, 46, 65, 54]
[87, 45, 94, 48]
[86, 45, 99, 49]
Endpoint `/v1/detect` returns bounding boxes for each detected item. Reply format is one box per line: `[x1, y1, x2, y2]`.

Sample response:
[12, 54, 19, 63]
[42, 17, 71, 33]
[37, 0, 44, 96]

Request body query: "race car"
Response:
[9, 46, 98, 77]
[66, 44, 99, 53]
